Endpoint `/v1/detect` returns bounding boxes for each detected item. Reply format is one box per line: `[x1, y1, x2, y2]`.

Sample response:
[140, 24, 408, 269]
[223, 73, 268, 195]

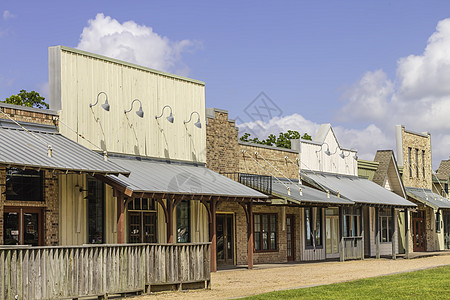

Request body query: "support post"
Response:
[391, 207, 396, 260]
[339, 207, 344, 262]
[247, 201, 254, 269]
[375, 207, 380, 259]
[167, 199, 174, 243]
[209, 199, 217, 272]
[405, 208, 410, 259]
[117, 192, 125, 244]
[360, 206, 364, 260]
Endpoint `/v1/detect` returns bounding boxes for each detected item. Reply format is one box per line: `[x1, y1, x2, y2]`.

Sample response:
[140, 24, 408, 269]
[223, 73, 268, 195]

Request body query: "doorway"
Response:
[3, 207, 43, 246]
[412, 211, 426, 252]
[444, 211, 450, 250]
[217, 214, 234, 265]
[325, 208, 340, 258]
[286, 215, 295, 261]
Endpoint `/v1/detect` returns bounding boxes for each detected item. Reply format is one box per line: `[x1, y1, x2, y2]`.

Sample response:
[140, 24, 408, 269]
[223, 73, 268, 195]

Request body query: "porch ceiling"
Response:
[301, 170, 416, 207]
[271, 178, 354, 206]
[405, 187, 450, 210]
[0, 119, 130, 175]
[106, 155, 268, 199]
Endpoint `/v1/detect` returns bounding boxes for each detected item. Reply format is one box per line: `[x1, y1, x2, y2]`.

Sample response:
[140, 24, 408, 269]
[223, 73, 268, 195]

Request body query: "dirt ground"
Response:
[136, 255, 450, 299]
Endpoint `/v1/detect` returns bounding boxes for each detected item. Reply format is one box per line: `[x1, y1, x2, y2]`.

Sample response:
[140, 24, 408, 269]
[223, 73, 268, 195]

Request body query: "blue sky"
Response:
[1, 1, 450, 168]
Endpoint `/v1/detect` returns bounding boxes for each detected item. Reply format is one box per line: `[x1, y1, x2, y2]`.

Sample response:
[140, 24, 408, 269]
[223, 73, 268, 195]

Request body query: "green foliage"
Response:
[245, 265, 450, 299]
[2, 90, 49, 109]
[239, 130, 311, 149]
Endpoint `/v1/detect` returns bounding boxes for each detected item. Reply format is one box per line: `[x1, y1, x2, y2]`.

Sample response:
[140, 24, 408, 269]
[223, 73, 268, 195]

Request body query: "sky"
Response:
[1, 1, 450, 169]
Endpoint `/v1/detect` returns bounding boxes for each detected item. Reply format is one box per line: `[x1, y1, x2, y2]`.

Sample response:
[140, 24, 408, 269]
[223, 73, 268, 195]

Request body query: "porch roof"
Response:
[0, 119, 130, 175]
[106, 155, 268, 199]
[272, 178, 354, 205]
[405, 187, 450, 210]
[301, 170, 416, 207]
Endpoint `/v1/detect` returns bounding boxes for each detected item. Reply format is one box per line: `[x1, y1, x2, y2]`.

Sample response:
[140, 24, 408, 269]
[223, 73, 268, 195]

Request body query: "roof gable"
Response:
[373, 150, 406, 198]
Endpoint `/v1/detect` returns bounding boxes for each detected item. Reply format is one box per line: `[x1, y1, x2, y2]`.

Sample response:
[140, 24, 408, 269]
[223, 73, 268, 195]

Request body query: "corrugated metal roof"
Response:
[302, 171, 416, 207]
[0, 120, 130, 175]
[107, 156, 268, 198]
[406, 187, 450, 209]
[272, 178, 354, 205]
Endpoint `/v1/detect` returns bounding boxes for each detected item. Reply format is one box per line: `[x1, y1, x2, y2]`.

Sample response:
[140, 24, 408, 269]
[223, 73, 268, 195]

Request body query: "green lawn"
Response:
[245, 265, 450, 299]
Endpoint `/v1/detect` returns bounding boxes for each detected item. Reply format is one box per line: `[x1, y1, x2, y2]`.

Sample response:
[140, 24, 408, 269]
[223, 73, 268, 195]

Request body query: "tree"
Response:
[2, 90, 49, 109]
[239, 130, 312, 149]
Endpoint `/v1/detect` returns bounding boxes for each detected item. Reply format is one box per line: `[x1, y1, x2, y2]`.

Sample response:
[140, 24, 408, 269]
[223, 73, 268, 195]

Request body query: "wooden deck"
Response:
[0, 243, 211, 300]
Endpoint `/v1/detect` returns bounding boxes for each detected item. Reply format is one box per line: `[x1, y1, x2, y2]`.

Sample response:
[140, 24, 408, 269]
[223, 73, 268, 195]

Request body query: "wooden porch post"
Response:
[167, 199, 174, 243]
[247, 201, 254, 270]
[405, 208, 410, 259]
[360, 206, 364, 260]
[391, 207, 396, 260]
[210, 199, 217, 272]
[375, 207, 380, 259]
[339, 207, 344, 262]
[117, 192, 125, 244]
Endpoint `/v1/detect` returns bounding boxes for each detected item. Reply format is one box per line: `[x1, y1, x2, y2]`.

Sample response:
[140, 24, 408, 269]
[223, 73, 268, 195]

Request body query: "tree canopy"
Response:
[2, 90, 49, 109]
[240, 130, 312, 149]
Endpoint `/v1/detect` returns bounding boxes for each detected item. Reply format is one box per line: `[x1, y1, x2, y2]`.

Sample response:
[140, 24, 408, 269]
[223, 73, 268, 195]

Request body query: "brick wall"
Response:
[206, 108, 240, 174]
[0, 103, 57, 126]
[239, 143, 299, 179]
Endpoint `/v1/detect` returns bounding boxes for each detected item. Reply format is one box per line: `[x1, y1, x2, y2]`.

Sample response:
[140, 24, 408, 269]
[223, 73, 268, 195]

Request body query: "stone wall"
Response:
[399, 126, 432, 190]
[205, 108, 239, 174]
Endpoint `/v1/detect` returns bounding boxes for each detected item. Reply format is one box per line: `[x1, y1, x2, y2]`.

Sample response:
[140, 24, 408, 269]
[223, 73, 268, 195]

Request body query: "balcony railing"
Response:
[221, 172, 272, 194]
[341, 236, 364, 261]
[0, 243, 211, 300]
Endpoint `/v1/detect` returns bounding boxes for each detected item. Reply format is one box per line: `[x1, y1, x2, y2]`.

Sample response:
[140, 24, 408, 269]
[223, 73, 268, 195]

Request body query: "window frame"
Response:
[379, 208, 393, 243]
[127, 198, 158, 243]
[422, 150, 426, 179]
[176, 200, 191, 243]
[87, 176, 105, 244]
[305, 207, 323, 249]
[5, 168, 44, 202]
[408, 147, 412, 177]
[254, 213, 278, 252]
[415, 148, 419, 178]
[343, 207, 361, 237]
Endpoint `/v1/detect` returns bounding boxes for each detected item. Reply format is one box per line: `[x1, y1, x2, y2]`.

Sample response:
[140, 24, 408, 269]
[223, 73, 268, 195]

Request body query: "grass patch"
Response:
[245, 265, 450, 299]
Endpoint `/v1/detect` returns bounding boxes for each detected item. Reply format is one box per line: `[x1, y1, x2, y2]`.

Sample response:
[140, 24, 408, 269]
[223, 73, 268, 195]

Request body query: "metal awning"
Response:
[302, 170, 416, 207]
[0, 120, 130, 175]
[271, 178, 354, 205]
[107, 156, 268, 199]
[406, 187, 450, 210]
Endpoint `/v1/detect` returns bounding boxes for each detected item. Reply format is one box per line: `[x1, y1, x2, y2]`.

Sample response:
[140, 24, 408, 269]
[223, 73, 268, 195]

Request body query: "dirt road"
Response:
[138, 255, 450, 299]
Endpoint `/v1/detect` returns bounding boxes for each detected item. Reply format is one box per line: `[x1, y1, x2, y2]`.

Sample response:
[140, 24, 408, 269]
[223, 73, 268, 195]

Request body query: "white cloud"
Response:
[338, 18, 450, 168]
[77, 13, 200, 75]
[3, 10, 15, 21]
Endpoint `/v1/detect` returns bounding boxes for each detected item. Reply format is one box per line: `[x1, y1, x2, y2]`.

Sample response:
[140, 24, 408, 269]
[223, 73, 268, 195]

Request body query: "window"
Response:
[436, 211, 441, 233]
[176, 200, 190, 243]
[408, 147, 412, 177]
[415, 149, 419, 178]
[254, 214, 277, 251]
[422, 150, 426, 179]
[5, 168, 43, 202]
[343, 207, 361, 237]
[305, 208, 322, 248]
[127, 198, 157, 243]
[379, 208, 393, 243]
[87, 176, 105, 244]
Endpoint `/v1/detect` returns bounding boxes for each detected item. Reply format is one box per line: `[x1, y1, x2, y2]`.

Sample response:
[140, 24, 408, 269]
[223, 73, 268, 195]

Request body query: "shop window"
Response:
[176, 200, 191, 243]
[5, 168, 43, 202]
[379, 208, 393, 243]
[305, 208, 322, 248]
[254, 213, 277, 251]
[127, 198, 157, 243]
[343, 207, 361, 237]
[87, 176, 104, 244]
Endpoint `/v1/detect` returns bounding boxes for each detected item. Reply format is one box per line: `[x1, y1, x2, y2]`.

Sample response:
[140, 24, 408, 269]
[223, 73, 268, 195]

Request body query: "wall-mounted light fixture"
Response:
[316, 142, 337, 156]
[89, 92, 110, 111]
[124, 99, 144, 118]
[155, 105, 174, 123]
[184, 111, 201, 128]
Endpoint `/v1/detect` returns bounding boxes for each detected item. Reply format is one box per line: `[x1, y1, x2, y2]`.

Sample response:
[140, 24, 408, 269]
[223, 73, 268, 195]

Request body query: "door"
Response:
[412, 211, 426, 252]
[325, 208, 340, 258]
[127, 211, 157, 243]
[3, 207, 43, 246]
[286, 215, 295, 261]
[444, 211, 450, 250]
[217, 214, 234, 265]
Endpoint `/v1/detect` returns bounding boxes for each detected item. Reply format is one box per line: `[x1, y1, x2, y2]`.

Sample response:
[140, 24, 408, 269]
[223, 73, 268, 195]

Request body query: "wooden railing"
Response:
[341, 237, 364, 261]
[0, 243, 211, 300]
